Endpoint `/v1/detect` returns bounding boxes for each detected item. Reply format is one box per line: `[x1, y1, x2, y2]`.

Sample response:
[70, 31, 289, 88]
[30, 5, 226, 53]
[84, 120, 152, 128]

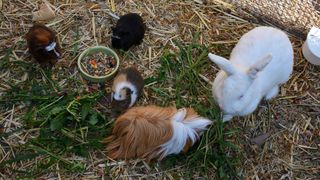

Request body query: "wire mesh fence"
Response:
[226, 0, 320, 37]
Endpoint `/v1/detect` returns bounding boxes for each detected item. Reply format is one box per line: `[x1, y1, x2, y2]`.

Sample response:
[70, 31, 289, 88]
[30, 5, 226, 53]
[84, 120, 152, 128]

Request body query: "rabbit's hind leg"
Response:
[265, 86, 279, 100]
[223, 114, 233, 122]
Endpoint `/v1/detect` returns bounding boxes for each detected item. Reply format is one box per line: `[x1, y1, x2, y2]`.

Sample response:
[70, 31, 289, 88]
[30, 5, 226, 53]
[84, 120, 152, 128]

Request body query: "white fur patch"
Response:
[171, 108, 187, 122]
[129, 92, 138, 107]
[159, 109, 212, 158]
[223, 114, 233, 122]
[112, 35, 121, 39]
[45, 42, 60, 59]
[53, 49, 60, 58]
[45, 42, 56, 51]
[113, 81, 138, 107]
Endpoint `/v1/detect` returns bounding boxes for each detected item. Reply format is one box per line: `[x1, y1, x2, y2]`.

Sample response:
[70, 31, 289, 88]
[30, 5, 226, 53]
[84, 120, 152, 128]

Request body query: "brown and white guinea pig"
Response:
[111, 67, 144, 109]
[25, 24, 61, 66]
[111, 13, 146, 51]
[104, 105, 212, 161]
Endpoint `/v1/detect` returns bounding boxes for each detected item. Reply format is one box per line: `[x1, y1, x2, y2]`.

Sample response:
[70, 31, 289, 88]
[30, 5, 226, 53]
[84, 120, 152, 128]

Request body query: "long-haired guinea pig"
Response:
[111, 67, 144, 112]
[26, 24, 61, 66]
[104, 105, 212, 161]
[111, 13, 146, 51]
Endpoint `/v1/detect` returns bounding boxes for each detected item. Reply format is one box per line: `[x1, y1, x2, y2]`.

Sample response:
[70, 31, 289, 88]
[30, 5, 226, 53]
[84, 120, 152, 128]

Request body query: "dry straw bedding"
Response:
[0, 0, 319, 179]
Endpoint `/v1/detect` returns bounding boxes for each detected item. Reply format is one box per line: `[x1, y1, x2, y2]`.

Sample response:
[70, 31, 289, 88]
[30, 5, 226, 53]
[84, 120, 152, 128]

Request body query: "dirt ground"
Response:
[0, 0, 319, 179]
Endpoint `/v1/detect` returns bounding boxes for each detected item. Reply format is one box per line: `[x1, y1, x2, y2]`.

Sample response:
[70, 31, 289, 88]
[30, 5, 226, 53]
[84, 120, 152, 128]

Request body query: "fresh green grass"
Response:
[0, 48, 112, 177]
[0, 35, 242, 178]
[146, 34, 243, 179]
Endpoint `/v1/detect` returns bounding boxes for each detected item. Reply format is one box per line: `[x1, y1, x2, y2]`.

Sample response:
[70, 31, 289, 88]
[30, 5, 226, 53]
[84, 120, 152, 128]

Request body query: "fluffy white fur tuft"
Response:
[159, 108, 212, 157]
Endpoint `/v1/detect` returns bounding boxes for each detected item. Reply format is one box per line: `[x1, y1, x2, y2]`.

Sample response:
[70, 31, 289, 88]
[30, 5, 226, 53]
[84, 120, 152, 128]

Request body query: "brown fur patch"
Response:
[33, 29, 51, 45]
[26, 25, 55, 46]
[104, 106, 207, 161]
[182, 139, 193, 153]
[104, 105, 178, 161]
[112, 73, 127, 92]
[25, 24, 61, 66]
[119, 89, 126, 100]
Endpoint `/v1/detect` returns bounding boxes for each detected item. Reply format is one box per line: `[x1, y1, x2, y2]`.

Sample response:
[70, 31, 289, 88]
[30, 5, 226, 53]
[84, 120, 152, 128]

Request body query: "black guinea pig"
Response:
[111, 13, 146, 51]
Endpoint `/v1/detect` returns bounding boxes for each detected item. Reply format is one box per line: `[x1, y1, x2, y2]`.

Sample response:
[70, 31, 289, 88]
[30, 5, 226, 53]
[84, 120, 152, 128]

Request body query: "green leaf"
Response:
[50, 116, 64, 131]
[81, 103, 90, 121]
[49, 106, 64, 115]
[0, 152, 40, 167]
[29, 144, 72, 164]
[88, 112, 98, 125]
[67, 99, 81, 121]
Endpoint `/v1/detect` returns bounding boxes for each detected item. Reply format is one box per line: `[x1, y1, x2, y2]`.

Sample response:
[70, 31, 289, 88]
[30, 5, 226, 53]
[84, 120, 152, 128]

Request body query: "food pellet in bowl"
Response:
[81, 52, 116, 77]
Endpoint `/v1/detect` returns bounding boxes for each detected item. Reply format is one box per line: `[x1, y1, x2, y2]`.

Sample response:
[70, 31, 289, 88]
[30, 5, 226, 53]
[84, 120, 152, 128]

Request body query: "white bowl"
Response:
[302, 27, 320, 65]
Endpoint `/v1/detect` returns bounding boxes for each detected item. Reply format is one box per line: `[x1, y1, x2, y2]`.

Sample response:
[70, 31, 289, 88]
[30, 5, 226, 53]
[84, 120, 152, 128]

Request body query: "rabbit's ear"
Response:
[208, 53, 237, 75]
[247, 54, 272, 79]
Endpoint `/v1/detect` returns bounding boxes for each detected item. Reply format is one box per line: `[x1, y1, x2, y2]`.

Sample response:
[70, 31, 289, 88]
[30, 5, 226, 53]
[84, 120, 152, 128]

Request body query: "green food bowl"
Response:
[77, 46, 120, 83]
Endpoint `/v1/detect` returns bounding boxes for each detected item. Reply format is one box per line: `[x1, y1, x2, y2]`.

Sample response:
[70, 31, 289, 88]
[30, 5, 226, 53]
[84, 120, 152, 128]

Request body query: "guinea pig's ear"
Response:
[208, 53, 237, 75]
[247, 54, 272, 79]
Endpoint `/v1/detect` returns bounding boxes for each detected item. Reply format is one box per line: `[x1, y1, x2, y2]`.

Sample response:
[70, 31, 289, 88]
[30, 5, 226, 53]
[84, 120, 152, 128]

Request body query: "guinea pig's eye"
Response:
[239, 95, 243, 99]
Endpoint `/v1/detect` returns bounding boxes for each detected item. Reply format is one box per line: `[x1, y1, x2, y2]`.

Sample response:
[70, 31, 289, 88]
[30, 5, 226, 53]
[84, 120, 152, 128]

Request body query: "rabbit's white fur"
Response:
[209, 26, 293, 121]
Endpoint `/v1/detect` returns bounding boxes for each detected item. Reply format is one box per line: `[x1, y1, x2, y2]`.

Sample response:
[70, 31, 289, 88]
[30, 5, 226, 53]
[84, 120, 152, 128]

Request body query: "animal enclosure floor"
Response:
[0, 0, 319, 179]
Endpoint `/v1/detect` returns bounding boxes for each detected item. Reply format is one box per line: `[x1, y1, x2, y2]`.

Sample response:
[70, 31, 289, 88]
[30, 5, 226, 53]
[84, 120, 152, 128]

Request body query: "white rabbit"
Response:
[208, 26, 293, 121]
